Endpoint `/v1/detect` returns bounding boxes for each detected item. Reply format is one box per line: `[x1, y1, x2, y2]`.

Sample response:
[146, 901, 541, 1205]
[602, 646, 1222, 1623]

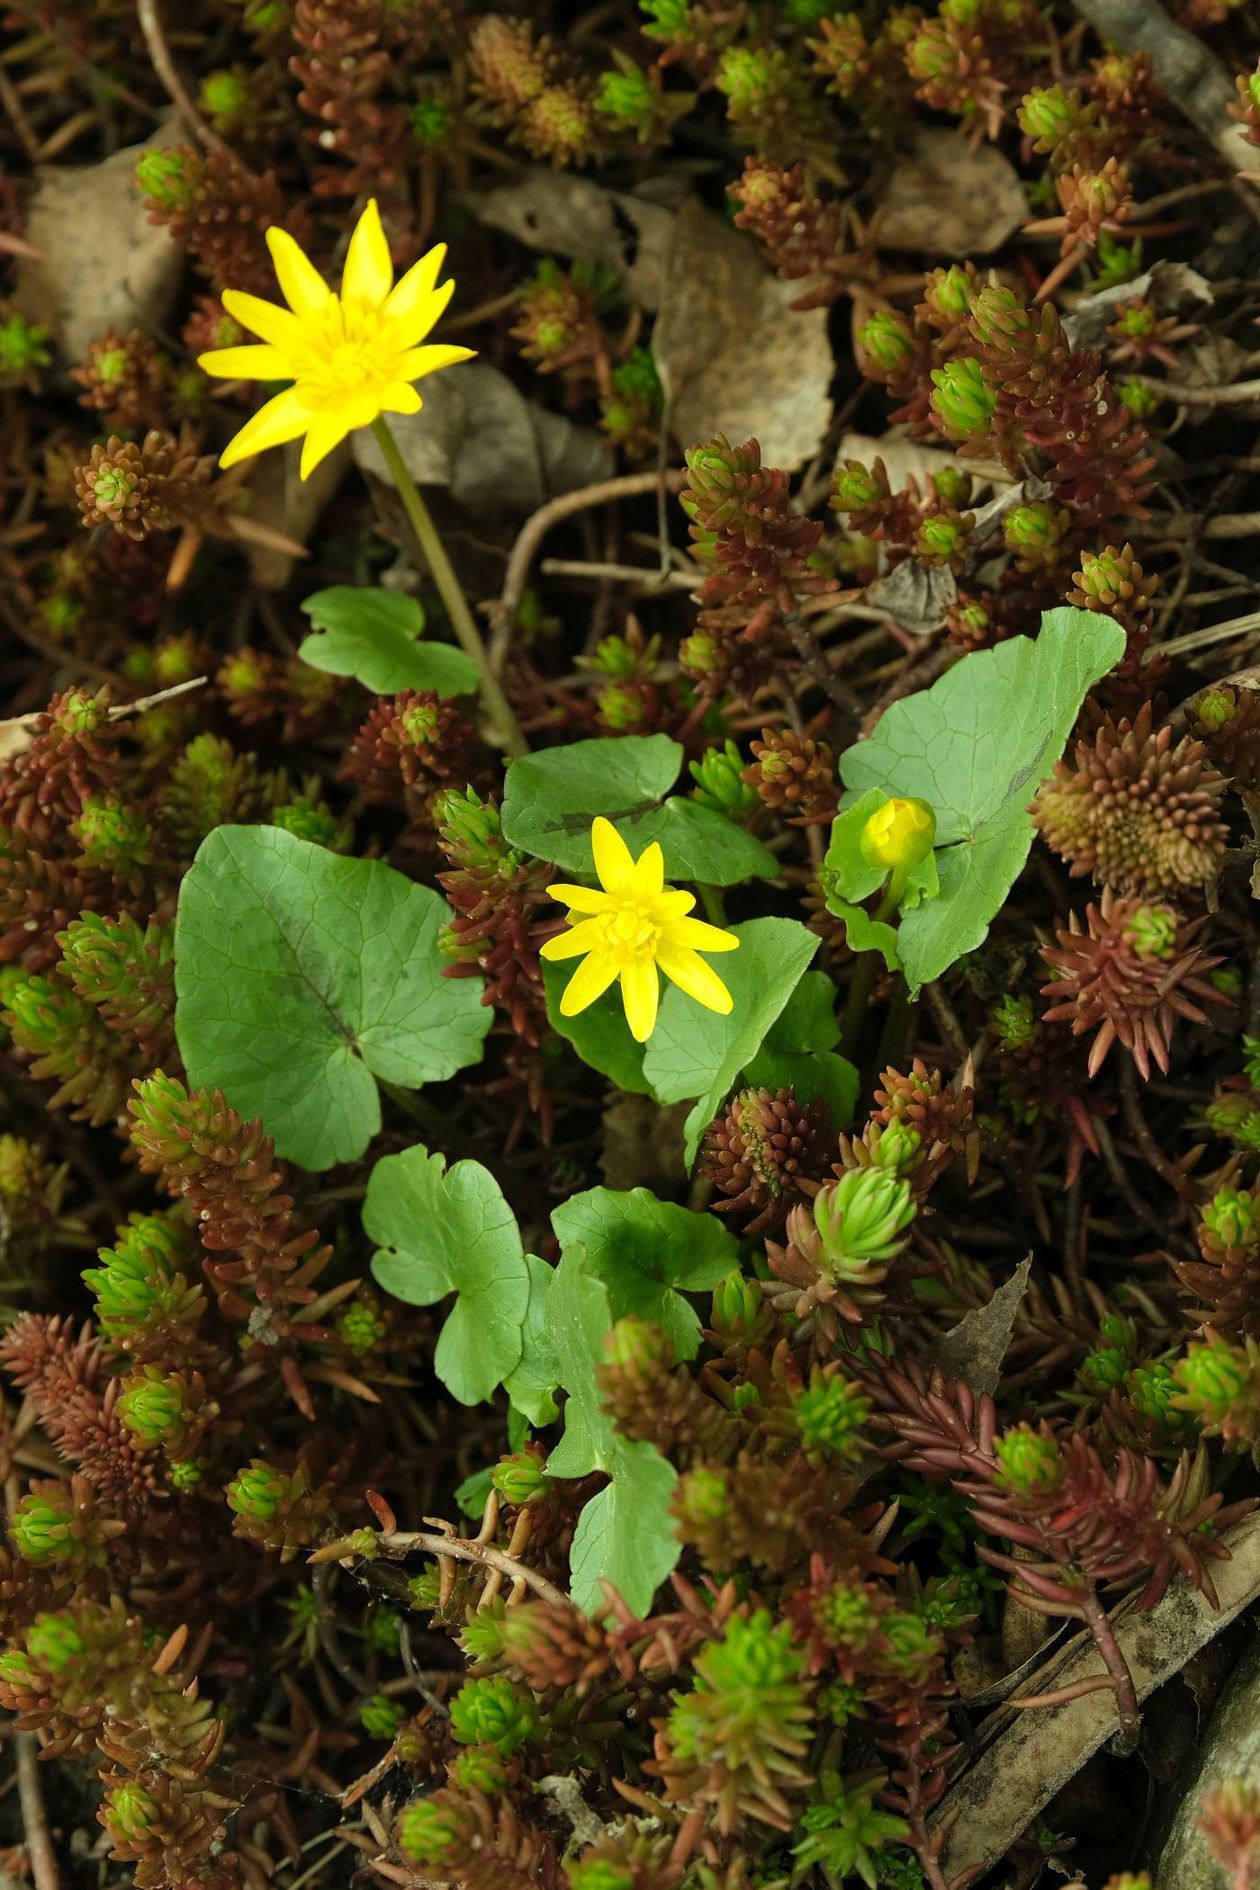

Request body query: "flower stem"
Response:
[838, 878, 903, 1064]
[369, 415, 528, 758]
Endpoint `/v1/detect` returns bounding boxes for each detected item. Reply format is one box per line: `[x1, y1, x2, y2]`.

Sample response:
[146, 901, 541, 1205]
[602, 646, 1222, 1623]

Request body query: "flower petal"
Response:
[549, 884, 614, 914]
[197, 343, 292, 381]
[380, 380, 423, 416]
[398, 343, 477, 383]
[221, 289, 306, 352]
[666, 916, 741, 953]
[385, 247, 450, 334]
[656, 889, 695, 919]
[539, 920, 603, 961]
[299, 409, 354, 480]
[657, 943, 733, 1015]
[217, 386, 312, 470]
[341, 199, 393, 308]
[630, 840, 664, 898]
[620, 959, 659, 1042]
[559, 950, 619, 1017]
[266, 227, 332, 317]
[591, 817, 635, 895]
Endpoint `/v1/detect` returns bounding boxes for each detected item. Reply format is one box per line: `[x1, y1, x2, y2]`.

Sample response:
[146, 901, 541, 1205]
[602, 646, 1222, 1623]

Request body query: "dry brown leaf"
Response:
[12, 114, 186, 361]
[653, 199, 833, 474]
[1063, 260, 1213, 351]
[936, 1513, 1260, 1881]
[936, 1256, 1031, 1397]
[862, 559, 957, 638]
[873, 130, 1026, 257]
[353, 362, 613, 517]
[463, 170, 675, 310]
[1155, 1632, 1260, 1889]
[0, 716, 39, 765]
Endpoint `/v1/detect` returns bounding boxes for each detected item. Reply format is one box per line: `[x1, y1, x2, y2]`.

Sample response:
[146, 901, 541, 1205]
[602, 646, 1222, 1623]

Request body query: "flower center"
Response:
[292, 296, 407, 403]
[601, 901, 660, 966]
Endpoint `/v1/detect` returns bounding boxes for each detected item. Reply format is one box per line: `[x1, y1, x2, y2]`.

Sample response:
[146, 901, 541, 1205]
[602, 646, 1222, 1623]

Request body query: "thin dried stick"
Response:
[16, 1734, 58, 1890]
[493, 469, 687, 668]
[136, 0, 241, 164]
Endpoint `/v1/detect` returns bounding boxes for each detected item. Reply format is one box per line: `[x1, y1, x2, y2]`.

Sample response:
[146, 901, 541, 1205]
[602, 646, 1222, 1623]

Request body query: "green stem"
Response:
[698, 883, 727, 926]
[369, 414, 528, 758]
[837, 877, 902, 1066]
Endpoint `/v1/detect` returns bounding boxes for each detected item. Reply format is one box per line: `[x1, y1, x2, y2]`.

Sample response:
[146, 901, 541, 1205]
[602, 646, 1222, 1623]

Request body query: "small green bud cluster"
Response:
[448, 1673, 540, 1754]
[689, 740, 761, 821]
[930, 358, 996, 438]
[993, 1425, 1062, 1494]
[812, 1169, 917, 1280]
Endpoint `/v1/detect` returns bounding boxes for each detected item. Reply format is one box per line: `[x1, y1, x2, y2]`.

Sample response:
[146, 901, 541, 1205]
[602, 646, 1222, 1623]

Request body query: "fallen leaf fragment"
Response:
[936, 1512, 1260, 1881]
[873, 130, 1026, 257]
[653, 199, 833, 474]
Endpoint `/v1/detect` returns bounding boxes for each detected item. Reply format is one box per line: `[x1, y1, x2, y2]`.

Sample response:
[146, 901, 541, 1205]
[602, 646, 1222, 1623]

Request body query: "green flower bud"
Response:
[1193, 689, 1235, 735]
[225, 1461, 289, 1520]
[490, 1453, 549, 1507]
[0, 1649, 36, 1688]
[932, 464, 969, 505]
[675, 1465, 730, 1527]
[1017, 84, 1078, 146]
[1124, 903, 1177, 961]
[0, 313, 52, 382]
[448, 1674, 540, 1754]
[1117, 375, 1160, 418]
[993, 1426, 1062, 1493]
[689, 740, 760, 820]
[135, 148, 196, 210]
[104, 1780, 160, 1841]
[360, 1693, 406, 1740]
[832, 459, 884, 514]
[72, 794, 153, 871]
[993, 992, 1036, 1048]
[916, 515, 965, 563]
[459, 1603, 508, 1662]
[118, 1372, 186, 1445]
[679, 631, 720, 676]
[1202, 1188, 1259, 1251]
[1113, 300, 1156, 339]
[710, 1268, 763, 1335]
[923, 265, 972, 320]
[930, 357, 997, 438]
[859, 795, 936, 870]
[25, 1613, 86, 1674]
[597, 62, 656, 128]
[411, 89, 454, 150]
[568, 1860, 634, 1890]
[791, 1372, 869, 1458]
[169, 1458, 202, 1491]
[447, 1743, 509, 1794]
[812, 1169, 917, 1278]
[877, 1609, 943, 1680]
[716, 44, 791, 118]
[869, 1121, 923, 1174]
[398, 1797, 461, 1864]
[335, 1299, 388, 1354]
[857, 310, 916, 377]
[1003, 502, 1065, 559]
[1175, 1340, 1248, 1420]
[1128, 1361, 1181, 1428]
[814, 1578, 880, 1648]
[433, 785, 511, 871]
[11, 1493, 75, 1563]
[199, 69, 250, 128]
[603, 1314, 665, 1372]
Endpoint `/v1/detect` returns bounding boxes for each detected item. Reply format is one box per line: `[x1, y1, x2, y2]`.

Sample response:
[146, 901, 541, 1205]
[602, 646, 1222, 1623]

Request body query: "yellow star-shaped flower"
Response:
[197, 199, 475, 480]
[541, 817, 739, 1043]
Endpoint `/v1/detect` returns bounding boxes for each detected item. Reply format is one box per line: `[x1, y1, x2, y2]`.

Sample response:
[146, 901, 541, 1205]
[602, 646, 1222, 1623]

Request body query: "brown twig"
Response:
[135, 0, 242, 165]
[1070, 0, 1260, 214]
[16, 1734, 58, 1890]
[493, 469, 687, 669]
[317, 1529, 568, 1607]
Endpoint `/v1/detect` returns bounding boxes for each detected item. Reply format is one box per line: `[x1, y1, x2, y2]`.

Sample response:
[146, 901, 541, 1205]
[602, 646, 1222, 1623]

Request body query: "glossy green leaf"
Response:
[365, 1143, 532, 1406]
[299, 585, 479, 698]
[837, 608, 1125, 989]
[502, 735, 778, 885]
[175, 826, 490, 1169]
[641, 917, 820, 1163]
[551, 1186, 739, 1361]
[544, 1246, 678, 1617]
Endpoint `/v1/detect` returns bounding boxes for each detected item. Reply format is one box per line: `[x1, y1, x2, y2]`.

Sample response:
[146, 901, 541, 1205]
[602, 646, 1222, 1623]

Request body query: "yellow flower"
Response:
[197, 199, 475, 480]
[540, 817, 739, 1043]
[859, 796, 936, 871]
